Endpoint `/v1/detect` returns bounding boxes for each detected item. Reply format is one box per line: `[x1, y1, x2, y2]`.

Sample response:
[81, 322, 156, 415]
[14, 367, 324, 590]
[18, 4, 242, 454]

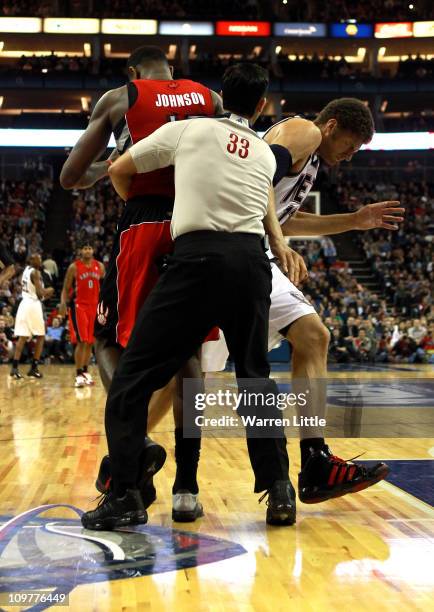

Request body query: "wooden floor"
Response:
[1, 364, 433, 612]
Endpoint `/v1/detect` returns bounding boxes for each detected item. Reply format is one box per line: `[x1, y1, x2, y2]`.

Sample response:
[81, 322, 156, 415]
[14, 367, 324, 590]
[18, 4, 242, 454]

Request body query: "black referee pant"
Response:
[105, 230, 289, 494]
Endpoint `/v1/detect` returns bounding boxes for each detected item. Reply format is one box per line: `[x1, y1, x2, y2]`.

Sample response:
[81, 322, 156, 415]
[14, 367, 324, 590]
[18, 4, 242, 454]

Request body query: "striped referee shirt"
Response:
[129, 114, 276, 239]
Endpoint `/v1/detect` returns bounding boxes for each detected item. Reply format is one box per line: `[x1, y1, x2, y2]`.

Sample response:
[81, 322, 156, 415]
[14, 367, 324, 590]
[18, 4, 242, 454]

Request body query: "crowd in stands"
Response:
[2, 0, 433, 20]
[272, 0, 432, 21]
[0, 160, 433, 367]
[4, 51, 434, 89]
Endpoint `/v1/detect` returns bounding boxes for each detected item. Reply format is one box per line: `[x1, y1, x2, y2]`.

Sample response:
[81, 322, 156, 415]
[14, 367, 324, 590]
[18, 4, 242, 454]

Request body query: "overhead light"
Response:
[103, 43, 129, 58]
[83, 43, 91, 58]
[0, 96, 3, 108]
[275, 45, 282, 54]
[381, 100, 388, 112]
[167, 44, 177, 60]
[0, 41, 3, 52]
[0, 48, 84, 58]
[81, 97, 90, 112]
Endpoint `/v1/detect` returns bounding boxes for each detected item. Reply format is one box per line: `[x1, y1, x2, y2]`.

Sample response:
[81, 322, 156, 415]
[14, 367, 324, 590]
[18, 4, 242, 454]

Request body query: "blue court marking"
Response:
[363, 460, 434, 507]
[226, 362, 422, 373]
[0, 505, 246, 611]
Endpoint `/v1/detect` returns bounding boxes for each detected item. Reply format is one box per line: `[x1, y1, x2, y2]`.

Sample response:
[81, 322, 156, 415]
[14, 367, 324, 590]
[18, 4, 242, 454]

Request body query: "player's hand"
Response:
[58, 302, 67, 317]
[269, 239, 308, 286]
[354, 201, 404, 231]
[45, 287, 55, 298]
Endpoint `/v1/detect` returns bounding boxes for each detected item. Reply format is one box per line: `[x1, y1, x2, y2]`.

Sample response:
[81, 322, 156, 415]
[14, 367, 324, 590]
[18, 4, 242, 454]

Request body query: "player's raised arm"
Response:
[60, 87, 126, 190]
[0, 244, 16, 285]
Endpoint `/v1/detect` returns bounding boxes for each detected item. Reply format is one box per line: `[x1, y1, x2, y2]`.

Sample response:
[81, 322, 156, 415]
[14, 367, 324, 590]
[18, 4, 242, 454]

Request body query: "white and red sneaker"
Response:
[83, 372, 95, 386]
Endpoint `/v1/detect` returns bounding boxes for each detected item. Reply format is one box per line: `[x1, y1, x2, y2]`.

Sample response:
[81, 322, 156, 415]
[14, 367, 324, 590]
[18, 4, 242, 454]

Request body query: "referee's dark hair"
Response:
[222, 63, 269, 118]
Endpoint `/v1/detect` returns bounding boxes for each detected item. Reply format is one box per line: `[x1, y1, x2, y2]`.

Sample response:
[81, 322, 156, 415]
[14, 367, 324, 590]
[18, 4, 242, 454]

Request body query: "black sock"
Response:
[77, 368, 83, 376]
[31, 358, 38, 369]
[83, 365, 88, 373]
[12, 359, 18, 369]
[300, 437, 325, 469]
[172, 427, 200, 494]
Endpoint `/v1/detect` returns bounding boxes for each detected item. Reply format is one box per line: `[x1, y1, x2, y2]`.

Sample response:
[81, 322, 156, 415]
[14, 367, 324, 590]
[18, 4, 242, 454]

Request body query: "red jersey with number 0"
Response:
[126, 79, 215, 200]
[74, 259, 102, 305]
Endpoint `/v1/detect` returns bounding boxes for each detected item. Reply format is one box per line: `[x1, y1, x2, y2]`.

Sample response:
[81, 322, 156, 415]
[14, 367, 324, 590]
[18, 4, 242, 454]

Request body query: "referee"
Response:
[82, 64, 305, 530]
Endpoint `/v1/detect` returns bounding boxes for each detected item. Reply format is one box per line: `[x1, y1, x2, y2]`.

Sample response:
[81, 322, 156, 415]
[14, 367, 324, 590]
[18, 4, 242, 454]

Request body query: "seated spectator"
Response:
[45, 317, 67, 363]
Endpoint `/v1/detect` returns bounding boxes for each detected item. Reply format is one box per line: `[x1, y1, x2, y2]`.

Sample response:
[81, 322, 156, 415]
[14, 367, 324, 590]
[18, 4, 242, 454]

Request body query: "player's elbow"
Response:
[59, 168, 77, 190]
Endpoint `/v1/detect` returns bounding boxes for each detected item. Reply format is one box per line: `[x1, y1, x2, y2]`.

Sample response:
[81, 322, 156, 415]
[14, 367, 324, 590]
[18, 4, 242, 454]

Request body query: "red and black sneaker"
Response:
[95, 437, 167, 509]
[298, 445, 390, 504]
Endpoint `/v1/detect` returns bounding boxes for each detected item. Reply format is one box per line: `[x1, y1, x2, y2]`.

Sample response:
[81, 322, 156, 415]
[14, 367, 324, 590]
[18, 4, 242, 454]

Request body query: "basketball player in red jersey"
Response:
[59, 239, 105, 388]
[60, 46, 221, 517]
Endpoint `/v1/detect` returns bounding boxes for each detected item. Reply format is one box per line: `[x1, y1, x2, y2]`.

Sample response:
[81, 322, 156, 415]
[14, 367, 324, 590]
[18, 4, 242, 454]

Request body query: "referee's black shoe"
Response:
[81, 488, 147, 531]
[10, 367, 23, 380]
[95, 437, 167, 509]
[27, 366, 42, 378]
[259, 479, 296, 526]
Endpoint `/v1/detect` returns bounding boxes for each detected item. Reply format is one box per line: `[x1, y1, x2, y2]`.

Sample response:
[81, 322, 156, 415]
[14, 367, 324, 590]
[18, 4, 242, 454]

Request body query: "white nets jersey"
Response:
[263, 117, 321, 225]
[21, 266, 39, 301]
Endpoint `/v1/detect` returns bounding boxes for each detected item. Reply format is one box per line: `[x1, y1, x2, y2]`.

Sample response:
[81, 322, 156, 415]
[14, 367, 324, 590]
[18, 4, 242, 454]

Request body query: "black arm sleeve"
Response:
[270, 144, 293, 187]
[0, 243, 14, 269]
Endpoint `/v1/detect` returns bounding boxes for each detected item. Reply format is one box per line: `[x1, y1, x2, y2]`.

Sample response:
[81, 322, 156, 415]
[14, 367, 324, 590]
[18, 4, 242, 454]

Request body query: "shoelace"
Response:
[327, 451, 368, 478]
[258, 481, 290, 506]
[258, 490, 269, 505]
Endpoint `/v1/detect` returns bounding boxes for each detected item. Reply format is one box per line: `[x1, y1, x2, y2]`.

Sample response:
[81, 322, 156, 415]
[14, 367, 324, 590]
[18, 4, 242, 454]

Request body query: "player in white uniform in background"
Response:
[10, 253, 54, 379]
[207, 98, 405, 505]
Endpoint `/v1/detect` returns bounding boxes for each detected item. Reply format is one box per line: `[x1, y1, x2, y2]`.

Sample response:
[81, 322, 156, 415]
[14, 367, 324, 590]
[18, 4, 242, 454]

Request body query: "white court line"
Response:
[377, 480, 434, 513]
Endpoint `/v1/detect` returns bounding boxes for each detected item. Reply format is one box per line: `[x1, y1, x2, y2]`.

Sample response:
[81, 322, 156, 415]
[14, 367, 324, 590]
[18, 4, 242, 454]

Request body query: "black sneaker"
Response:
[10, 368, 23, 380]
[298, 445, 390, 504]
[81, 488, 147, 531]
[259, 480, 296, 526]
[27, 366, 42, 378]
[95, 438, 167, 509]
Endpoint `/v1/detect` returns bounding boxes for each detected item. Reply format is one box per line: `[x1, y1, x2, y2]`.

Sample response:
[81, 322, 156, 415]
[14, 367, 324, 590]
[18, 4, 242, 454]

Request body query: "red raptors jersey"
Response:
[74, 259, 102, 305]
[126, 79, 215, 200]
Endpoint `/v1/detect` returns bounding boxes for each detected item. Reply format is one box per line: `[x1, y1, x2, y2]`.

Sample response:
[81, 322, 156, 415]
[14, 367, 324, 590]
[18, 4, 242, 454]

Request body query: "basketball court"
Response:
[1, 363, 432, 611]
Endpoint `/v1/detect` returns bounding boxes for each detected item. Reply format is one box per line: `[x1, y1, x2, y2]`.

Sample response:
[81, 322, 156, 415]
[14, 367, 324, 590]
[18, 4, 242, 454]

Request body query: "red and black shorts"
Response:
[69, 301, 98, 345]
[94, 196, 174, 348]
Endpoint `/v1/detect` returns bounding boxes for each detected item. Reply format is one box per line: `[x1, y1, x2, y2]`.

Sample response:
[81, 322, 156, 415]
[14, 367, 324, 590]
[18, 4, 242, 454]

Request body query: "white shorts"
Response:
[14, 299, 45, 337]
[203, 261, 317, 372]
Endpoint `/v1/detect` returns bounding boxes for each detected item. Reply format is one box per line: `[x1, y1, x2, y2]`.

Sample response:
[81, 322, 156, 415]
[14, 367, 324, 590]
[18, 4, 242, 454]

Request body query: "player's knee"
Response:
[293, 321, 330, 355]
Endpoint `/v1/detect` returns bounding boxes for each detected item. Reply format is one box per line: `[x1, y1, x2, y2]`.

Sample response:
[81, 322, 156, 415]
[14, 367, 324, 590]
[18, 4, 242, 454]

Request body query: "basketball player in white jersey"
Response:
[208, 98, 404, 504]
[10, 253, 54, 379]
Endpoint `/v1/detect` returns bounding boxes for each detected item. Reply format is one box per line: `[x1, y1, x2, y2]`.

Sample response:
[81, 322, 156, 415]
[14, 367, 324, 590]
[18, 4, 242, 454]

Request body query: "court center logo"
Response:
[0, 505, 246, 611]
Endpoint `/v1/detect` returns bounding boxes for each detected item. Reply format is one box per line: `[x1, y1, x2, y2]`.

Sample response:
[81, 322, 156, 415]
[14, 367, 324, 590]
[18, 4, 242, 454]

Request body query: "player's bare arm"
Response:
[31, 269, 54, 301]
[264, 117, 322, 168]
[0, 263, 15, 285]
[211, 90, 224, 114]
[60, 87, 127, 190]
[263, 187, 308, 286]
[281, 202, 405, 236]
[99, 262, 106, 278]
[59, 263, 76, 316]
